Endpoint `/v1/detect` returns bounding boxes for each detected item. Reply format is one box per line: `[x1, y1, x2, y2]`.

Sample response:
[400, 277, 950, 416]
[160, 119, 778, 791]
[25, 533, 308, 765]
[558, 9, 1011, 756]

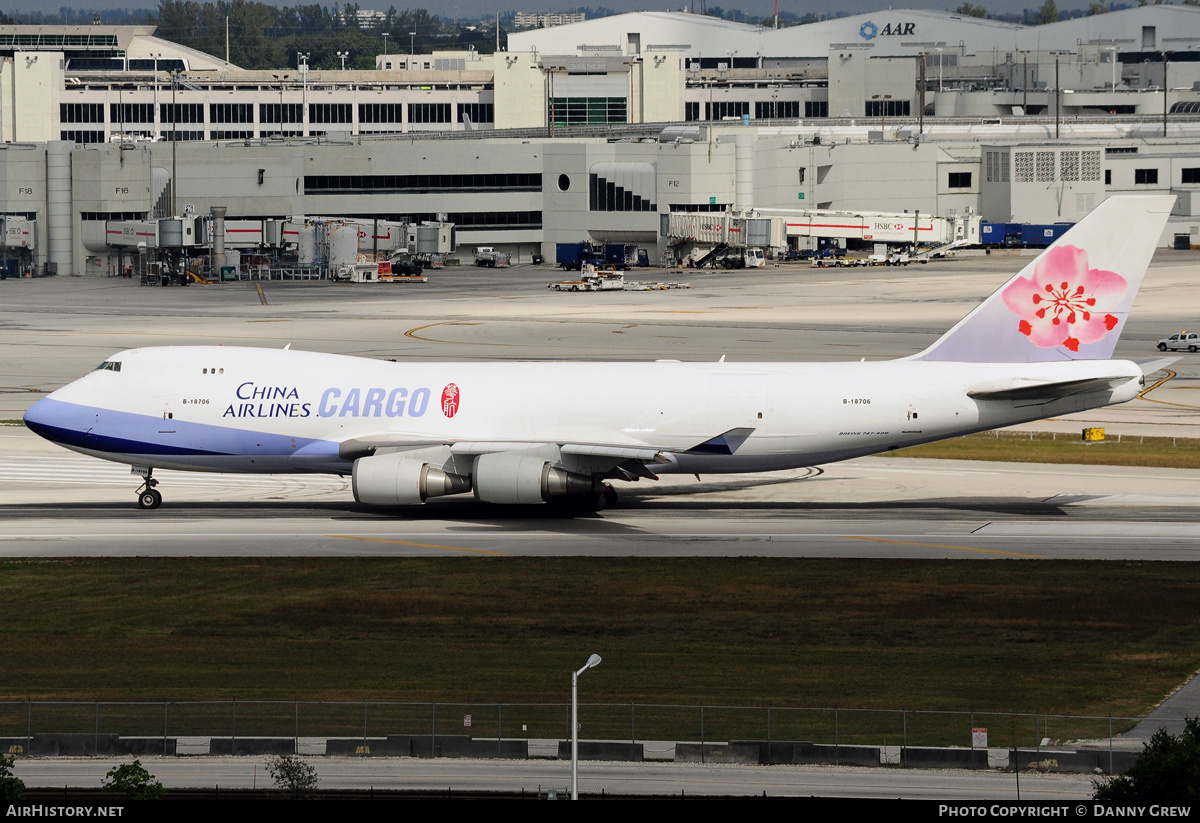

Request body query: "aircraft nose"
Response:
[23, 396, 88, 446]
[23, 397, 53, 439]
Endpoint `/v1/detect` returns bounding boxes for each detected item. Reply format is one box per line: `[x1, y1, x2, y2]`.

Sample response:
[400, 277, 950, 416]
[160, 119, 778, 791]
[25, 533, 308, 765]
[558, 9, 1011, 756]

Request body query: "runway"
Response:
[3, 264, 1200, 557]
[2, 427, 1198, 558]
[11, 755, 1093, 799]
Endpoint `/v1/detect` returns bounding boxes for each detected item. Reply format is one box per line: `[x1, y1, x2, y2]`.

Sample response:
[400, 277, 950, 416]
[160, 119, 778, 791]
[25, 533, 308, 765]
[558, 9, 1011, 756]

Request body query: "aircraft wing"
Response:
[336, 428, 756, 479]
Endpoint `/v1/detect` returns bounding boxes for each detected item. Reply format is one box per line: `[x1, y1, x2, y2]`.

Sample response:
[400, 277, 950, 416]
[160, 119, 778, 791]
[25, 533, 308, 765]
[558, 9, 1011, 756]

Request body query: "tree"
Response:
[102, 760, 164, 800]
[266, 754, 318, 799]
[956, 4, 989, 17]
[1089, 1, 1110, 14]
[1094, 716, 1200, 802]
[0, 755, 25, 804]
[1033, 0, 1059, 25]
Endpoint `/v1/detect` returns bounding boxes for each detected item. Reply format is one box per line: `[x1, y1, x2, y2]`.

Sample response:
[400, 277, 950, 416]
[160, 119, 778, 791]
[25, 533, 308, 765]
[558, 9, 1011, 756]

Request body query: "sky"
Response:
[5, 2, 1098, 22]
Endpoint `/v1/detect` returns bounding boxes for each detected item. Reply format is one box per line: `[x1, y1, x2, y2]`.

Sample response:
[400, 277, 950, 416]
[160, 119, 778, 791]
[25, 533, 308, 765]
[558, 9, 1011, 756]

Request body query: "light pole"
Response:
[297, 52, 309, 136]
[409, 31, 416, 58]
[1018, 49, 1030, 114]
[170, 69, 178, 216]
[1163, 51, 1171, 138]
[872, 93, 892, 132]
[381, 31, 390, 56]
[270, 73, 290, 134]
[1051, 51, 1070, 139]
[170, 69, 178, 215]
[151, 51, 160, 140]
[936, 46, 943, 93]
[571, 653, 602, 800]
[337, 50, 349, 70]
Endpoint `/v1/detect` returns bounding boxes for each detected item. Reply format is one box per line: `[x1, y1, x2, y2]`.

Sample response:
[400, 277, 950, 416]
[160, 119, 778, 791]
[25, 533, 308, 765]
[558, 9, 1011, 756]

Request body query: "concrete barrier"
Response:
[115, 737, 176, 756]
[555, 741, 643, 762]
[209, 737, 295, 756]
[902, 746, 989, 769]
[789, 742, 881, 767]
[0, 735, 119, 756]
[675, 742, 759, 764]
[642, 741, 676, 761]
[439, 737, 528, 759]
[528, 739, 559, 759]
[325, 738, 396, 756]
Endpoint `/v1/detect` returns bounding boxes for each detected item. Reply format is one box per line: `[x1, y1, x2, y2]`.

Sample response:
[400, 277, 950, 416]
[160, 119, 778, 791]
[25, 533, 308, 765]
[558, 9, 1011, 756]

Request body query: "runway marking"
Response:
[404, 321, 482, 342]
[328, 534, 506, 555]
[845, 535, 1042, 559]
[1137, 369, 1200, 410]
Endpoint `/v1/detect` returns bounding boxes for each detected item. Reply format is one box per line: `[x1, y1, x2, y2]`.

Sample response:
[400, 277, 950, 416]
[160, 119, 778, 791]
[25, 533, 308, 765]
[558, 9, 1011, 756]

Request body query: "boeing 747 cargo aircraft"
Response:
[23, 195, 1174, 511]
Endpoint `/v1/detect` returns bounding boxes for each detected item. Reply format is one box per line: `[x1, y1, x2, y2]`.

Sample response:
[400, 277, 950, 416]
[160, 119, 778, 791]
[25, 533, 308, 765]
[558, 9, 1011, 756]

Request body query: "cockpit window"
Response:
[94, 361, 122, 372]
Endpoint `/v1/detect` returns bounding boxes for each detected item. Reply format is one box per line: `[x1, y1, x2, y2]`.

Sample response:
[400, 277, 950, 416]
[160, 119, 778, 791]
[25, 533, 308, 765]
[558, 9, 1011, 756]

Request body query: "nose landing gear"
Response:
[133, 466, 162, 510]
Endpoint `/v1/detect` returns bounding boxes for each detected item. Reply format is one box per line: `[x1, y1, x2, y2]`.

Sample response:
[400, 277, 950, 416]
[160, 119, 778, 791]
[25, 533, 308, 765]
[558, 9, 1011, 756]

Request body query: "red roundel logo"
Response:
[441, 383, 460, 418]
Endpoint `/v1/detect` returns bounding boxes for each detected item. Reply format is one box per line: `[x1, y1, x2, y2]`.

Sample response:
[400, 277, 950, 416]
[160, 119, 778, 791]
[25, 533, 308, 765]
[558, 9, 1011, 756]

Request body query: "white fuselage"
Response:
[23, 346, 1144, 477]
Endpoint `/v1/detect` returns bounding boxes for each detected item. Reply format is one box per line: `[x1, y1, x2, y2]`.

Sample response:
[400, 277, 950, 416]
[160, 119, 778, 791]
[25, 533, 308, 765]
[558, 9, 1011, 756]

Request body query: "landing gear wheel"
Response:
[134, 467, 160, 510]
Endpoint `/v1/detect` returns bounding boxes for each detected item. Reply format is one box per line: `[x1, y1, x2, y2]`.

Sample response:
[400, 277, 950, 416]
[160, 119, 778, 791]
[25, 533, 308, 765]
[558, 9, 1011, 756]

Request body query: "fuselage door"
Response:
[159, 400, 176, 435]
[902, 402, 922, 434]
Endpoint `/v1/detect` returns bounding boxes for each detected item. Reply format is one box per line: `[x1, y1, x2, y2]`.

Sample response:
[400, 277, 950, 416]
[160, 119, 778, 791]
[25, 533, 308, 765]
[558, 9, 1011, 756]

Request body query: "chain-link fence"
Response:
[0, 699, 1149, 753]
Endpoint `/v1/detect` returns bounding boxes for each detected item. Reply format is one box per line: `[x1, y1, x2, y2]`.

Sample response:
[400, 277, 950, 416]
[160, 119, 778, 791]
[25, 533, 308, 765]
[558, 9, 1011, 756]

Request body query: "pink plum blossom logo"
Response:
[1001, 245, 1128, 352]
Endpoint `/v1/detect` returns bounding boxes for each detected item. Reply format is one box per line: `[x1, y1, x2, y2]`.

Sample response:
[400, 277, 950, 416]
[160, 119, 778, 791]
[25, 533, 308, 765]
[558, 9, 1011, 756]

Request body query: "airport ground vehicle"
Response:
[474, 247, 510, 268]
[1157, 332, 1200, 352]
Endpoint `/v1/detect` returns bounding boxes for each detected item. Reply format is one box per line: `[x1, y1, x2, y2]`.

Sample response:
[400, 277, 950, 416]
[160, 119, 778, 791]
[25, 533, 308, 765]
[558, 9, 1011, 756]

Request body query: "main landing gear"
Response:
[134, 466, 162, 510]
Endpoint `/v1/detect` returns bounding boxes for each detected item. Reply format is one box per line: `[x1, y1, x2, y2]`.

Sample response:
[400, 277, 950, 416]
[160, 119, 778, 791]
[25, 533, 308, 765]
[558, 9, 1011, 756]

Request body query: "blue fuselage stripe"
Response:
[23, 398, 339, 460]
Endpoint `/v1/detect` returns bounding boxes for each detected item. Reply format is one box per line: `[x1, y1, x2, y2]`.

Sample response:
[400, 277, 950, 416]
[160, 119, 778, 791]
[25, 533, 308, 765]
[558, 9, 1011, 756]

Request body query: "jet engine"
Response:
[352, 452, 471, 506]
[472, 452, 599, 504]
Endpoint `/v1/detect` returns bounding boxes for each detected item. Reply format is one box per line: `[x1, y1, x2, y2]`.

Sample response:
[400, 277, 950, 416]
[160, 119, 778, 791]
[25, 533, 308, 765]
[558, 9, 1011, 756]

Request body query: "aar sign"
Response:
[860, 21, 917, 40]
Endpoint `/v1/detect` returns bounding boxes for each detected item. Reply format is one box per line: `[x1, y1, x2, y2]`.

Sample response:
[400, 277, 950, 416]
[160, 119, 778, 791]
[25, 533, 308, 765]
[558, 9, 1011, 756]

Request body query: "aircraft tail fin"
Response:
[913, 195, 1174, 363]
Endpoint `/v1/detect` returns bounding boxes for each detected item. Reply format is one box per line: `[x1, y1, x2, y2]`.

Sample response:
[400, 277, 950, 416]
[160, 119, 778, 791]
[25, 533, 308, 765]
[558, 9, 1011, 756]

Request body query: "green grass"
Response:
[1, 558, 1197, 742]
[889, 431, 1200, 469]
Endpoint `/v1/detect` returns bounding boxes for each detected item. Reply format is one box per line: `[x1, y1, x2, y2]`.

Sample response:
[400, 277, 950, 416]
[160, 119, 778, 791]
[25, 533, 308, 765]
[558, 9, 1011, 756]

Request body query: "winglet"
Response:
[913, 195, 1174, 363]
[684, 427, 755, 455]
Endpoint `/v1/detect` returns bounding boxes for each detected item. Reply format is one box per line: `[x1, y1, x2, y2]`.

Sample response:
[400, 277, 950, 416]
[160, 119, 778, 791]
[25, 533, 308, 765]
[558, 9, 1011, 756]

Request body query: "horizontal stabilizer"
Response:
[1136, 356, 1180, 376]
[967, 375, 1133, 402]
[683, 427, 755, 455]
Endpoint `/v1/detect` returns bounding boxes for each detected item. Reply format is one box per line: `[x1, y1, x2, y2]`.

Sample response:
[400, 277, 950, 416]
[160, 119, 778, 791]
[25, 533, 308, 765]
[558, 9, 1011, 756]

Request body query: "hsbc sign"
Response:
[863, 218, 917, 242]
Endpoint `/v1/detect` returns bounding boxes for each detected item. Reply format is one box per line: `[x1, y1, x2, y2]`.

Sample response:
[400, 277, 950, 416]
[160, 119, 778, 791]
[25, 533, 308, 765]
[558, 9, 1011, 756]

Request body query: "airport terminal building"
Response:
[6, 8, 1200, 275]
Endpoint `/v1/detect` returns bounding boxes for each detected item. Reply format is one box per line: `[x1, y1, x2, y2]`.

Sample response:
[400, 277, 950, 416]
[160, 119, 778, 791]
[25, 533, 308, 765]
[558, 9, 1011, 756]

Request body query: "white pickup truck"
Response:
[1157, 331, 1200, 352]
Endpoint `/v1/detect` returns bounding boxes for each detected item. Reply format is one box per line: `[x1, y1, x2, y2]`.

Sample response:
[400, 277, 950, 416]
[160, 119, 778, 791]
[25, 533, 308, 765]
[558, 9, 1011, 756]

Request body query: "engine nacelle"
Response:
[472, 452, 599, 505]
[352, 452, 470, 506]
